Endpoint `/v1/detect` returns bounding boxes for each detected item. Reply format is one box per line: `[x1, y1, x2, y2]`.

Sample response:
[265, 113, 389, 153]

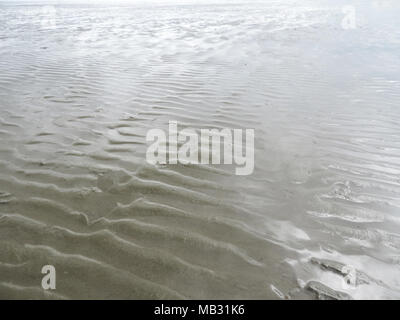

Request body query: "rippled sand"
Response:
[0, 0, 400, 299]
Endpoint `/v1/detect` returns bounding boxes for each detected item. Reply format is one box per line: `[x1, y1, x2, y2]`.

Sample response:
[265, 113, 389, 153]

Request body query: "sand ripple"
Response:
[0, 1, 400, 299]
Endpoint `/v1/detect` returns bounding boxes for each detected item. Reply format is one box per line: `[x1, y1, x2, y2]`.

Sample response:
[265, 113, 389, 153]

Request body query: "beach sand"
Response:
[0, 0, 400, 299]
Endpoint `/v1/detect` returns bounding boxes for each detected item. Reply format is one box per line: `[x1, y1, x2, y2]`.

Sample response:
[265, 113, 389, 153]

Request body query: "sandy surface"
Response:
[0, 0, 400, 299]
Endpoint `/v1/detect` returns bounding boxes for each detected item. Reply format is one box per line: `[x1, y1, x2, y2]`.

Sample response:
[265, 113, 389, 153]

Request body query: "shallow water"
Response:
[0, 0, 400, 299]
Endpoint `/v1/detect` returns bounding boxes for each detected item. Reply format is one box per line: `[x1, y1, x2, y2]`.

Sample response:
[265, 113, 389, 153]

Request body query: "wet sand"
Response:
[0, 0, 400, 299]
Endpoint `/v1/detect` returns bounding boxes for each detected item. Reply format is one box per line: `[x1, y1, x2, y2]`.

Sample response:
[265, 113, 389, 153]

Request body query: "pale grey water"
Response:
[0, 0, 400, 299]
